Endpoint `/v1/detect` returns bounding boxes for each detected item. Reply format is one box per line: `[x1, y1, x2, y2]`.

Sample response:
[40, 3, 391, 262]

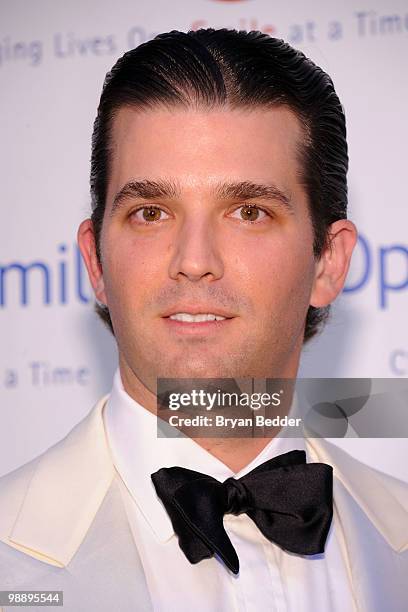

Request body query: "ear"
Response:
[77, 219, 107, 305]
[310, 219, 358, 307]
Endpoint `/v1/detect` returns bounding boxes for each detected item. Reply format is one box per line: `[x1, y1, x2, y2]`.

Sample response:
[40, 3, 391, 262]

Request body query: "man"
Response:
[0, 29, 407, 612]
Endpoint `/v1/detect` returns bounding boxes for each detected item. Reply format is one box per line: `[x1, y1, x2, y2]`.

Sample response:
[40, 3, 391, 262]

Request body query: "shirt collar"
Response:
[103, 368, 306, 542]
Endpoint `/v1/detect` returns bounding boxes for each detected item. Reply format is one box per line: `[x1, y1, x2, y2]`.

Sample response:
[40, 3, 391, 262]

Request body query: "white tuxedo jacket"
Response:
[0, 396, 407, 612]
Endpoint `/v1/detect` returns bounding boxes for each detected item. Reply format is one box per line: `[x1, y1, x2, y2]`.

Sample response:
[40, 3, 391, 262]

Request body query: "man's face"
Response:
[93, 106, 319, 392]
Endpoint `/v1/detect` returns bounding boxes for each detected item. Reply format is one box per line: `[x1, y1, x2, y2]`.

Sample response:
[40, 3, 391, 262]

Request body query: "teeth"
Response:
[169, 313, 226, 322]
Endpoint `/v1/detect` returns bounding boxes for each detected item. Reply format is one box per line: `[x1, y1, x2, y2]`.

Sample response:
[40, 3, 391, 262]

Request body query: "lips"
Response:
[169, 313, 226, 322]
[161, 306, 235, 319]
[161, 307, 236, 336]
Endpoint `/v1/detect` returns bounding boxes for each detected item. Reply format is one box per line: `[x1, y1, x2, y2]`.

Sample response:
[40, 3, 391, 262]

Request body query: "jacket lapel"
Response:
[5, 395, 114, 567]
[306, 436, 408, 553]
[306, 436, 408, 611]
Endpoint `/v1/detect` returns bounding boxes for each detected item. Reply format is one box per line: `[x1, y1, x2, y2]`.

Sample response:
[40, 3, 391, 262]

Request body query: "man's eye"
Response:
[230, 205, 269, 223]
[130, 206, 170, 223]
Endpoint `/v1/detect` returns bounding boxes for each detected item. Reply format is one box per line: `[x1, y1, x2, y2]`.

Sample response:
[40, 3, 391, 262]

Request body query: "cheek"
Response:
[233, 233, 314, 300]
[102, 236, 164, 307]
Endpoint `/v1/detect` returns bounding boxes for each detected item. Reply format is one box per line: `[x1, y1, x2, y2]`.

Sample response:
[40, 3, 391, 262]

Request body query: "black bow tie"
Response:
[151, 450, 333, 574]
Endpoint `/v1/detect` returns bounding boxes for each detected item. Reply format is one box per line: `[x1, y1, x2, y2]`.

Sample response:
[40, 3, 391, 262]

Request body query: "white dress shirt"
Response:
[103, 369, 355, 612]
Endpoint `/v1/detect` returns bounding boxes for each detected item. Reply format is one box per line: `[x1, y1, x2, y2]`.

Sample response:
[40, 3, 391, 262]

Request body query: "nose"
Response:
[168, 215, 224, 282]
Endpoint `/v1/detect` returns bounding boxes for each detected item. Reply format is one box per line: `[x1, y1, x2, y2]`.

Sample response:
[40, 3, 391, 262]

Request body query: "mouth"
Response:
[168, 313, 227, 322]
[161, 311, 235, 334]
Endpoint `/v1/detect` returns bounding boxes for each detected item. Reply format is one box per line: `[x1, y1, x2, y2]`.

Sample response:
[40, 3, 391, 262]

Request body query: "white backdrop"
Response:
[1, 0, 407, 478]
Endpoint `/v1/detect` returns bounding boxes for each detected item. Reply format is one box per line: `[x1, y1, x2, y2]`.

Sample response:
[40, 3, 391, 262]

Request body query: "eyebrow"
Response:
[109, 178, 294, 217]
[110, 179, 178, 217]
[215, 181, 293, 213]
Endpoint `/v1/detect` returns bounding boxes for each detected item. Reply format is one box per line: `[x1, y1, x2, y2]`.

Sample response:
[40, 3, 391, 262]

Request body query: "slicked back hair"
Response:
[90, 29, 348, 343]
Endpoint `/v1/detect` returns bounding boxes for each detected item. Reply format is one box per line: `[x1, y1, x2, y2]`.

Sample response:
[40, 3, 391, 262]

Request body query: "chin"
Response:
[162, 358, 230, 380]
[175, 362, 256, 380]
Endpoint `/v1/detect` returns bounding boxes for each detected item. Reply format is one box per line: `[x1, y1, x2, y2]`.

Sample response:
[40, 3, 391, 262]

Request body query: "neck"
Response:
[189, 437, 281, 473]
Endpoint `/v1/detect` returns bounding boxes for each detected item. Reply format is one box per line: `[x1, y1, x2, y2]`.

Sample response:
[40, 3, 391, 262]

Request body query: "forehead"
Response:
[107, 105, 305, 205]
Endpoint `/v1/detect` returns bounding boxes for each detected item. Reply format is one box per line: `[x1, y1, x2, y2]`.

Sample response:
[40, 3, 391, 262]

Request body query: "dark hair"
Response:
[90, 28, 348, 343]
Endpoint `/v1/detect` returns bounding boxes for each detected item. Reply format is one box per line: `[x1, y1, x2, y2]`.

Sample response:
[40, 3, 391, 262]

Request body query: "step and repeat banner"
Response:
[1, 0, 407, 477]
